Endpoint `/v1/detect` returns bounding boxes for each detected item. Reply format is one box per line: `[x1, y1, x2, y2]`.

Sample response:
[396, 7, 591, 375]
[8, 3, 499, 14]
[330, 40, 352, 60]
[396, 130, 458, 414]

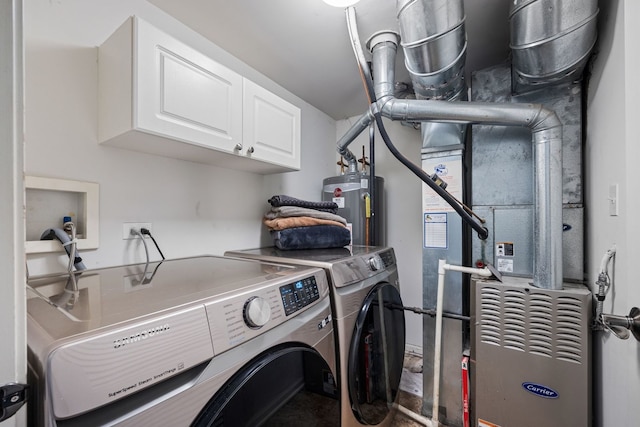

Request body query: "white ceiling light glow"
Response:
[322, 0, 360, 7]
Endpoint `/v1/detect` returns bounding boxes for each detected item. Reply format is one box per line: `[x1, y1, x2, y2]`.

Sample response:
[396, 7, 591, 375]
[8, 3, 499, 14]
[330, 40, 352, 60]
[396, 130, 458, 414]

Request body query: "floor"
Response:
[264, 352, 426, 427]
[391, 352, 425, 426]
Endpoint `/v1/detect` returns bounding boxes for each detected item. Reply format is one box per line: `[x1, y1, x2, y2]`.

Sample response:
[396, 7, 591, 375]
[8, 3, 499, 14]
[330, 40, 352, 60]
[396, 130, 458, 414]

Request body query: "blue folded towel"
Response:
[271, 225, 351, 250]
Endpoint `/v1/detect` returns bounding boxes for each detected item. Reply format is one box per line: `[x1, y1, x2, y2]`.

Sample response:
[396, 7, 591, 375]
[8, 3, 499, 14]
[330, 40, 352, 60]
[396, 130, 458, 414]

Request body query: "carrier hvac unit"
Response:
[470, 277, 592, 427]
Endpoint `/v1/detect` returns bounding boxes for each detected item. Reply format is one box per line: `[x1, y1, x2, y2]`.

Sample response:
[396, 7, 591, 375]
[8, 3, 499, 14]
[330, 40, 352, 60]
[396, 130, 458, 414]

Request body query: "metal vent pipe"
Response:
[339, 31, 564, 289]
[510, 0, 598, 90]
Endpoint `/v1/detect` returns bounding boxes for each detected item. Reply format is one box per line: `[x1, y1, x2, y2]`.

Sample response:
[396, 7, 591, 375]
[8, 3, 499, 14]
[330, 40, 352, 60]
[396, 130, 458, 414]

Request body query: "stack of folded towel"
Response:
[264, 195, 351, 250]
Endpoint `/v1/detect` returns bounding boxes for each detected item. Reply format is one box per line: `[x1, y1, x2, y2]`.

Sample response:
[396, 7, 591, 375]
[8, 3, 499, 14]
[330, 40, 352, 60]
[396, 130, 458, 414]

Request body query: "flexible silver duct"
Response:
[510, 0, 599, 90]
[341, 31, 564, 289]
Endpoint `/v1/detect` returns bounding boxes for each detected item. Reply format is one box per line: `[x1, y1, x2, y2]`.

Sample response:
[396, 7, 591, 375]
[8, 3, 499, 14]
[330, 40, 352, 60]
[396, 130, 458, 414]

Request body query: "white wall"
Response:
[23, 0, 336, 275]
[336, 117, 424, 352]
[0, 1, 26, 425]
[586, 0, 640, 425]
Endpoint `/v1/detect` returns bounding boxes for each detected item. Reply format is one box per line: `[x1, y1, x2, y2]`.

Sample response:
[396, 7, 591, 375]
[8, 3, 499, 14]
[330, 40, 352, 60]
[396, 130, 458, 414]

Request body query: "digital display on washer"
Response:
[279, 276, 319, 316]
[379, 250, 395, 268]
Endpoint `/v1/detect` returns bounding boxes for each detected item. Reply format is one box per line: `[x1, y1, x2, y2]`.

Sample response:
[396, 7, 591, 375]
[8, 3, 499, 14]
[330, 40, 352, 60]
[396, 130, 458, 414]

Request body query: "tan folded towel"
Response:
[264, 206, 347, 225]
[263, 216, 346, 231]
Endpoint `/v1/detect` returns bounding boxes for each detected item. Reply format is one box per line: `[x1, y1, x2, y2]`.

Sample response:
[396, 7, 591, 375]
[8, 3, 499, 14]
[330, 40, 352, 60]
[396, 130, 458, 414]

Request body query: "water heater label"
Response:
[522, 382, 559, 399]
[332, 197, 345, 208]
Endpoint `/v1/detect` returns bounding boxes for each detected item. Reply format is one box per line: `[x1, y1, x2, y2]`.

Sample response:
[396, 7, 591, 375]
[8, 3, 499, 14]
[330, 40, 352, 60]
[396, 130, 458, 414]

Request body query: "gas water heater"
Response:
[322, 172, 384, 246]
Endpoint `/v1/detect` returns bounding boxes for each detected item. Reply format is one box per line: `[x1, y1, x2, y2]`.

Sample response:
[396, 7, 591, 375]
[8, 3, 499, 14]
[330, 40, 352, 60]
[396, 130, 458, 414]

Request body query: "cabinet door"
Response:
[242, 79, 301, 170]
[136, 18, 243, 152]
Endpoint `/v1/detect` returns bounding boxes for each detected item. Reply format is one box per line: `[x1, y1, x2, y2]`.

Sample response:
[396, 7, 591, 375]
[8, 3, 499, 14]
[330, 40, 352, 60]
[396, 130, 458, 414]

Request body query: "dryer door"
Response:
[192, 344, 339, 426]
[348, 282, 405, 424]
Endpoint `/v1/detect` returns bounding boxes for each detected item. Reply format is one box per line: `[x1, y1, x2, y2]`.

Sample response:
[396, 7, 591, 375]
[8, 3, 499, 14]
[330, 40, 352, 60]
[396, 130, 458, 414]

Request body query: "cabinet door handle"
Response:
[247, 146, 255, 154]
[234, 143, 243, 151]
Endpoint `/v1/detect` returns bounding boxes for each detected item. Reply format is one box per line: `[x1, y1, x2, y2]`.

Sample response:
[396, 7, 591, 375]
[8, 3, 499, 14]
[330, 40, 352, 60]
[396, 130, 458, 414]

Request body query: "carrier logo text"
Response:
[522, 382, 559, 399]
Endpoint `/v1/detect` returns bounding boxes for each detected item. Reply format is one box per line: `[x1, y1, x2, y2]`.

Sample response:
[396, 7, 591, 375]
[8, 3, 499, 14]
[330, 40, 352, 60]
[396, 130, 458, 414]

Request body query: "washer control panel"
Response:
[279, 276, 320, 316]
[331, 249, 397, 287]
[205, 270, 327, 355]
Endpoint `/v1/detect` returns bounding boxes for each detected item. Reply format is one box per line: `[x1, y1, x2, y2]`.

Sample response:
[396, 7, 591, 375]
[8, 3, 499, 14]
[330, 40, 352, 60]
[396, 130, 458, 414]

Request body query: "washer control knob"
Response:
[368, 256, 383, 271]
[243, 296, 271, 328]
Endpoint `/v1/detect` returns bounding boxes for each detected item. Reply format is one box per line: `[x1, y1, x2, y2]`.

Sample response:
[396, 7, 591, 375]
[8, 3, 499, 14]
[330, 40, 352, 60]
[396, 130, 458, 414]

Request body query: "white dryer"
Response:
[27, 256, 337, 426]
[225, 246, 406, 427]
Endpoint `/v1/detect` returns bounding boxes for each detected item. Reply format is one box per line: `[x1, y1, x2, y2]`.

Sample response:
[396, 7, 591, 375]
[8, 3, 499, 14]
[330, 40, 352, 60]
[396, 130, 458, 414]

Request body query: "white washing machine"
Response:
[26, 255, 338, 426]
[225, 246, 406, 427]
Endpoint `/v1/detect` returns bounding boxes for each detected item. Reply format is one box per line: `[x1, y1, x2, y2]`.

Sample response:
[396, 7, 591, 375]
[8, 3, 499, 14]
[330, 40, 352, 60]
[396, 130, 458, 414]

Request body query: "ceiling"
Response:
[149, 0, 512, 120]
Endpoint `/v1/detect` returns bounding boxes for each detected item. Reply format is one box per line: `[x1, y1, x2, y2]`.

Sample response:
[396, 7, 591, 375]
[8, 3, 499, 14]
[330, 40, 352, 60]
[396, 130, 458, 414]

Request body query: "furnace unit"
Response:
[470, 277, 592, 427]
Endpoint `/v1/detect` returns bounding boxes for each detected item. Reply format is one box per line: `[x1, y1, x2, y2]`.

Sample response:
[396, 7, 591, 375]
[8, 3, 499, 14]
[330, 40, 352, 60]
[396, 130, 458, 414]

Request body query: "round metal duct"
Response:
[396, 0, 467, 100]
[510, 0, 598, 89]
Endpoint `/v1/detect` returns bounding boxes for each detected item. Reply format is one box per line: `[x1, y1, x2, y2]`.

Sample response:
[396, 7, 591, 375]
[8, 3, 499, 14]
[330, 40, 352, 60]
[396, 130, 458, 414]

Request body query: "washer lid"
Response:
[27, 255, 307, 340]
[225, 246, 397, 286]
[226, 245, 383, 265]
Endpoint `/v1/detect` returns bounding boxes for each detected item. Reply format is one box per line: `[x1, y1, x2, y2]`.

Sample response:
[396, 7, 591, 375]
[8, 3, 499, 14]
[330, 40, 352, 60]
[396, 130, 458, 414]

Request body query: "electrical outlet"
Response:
[122, 222, 152, 239]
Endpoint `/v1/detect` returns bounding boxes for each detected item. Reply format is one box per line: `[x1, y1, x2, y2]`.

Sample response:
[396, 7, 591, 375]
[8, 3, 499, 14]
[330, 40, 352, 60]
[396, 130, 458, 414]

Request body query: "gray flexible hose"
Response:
[40, 228, 87, 271]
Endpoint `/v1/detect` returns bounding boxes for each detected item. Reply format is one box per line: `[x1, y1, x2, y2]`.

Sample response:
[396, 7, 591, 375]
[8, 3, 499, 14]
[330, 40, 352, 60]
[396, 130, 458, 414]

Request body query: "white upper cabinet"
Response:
[243, 78, 301, 170]
[98, 16, 300, 173]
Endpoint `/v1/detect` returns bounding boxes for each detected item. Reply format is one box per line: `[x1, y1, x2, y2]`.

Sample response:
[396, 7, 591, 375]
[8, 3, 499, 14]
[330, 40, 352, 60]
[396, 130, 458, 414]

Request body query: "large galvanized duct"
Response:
[396, 0, 466, 101]
[510, 0, 599, 91]
[396, 0, 467, 149]
[342, 30, 564, 289]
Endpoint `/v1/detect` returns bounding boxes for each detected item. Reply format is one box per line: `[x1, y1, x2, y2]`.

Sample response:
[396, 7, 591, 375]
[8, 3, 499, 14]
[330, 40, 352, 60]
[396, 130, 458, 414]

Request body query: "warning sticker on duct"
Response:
[496, 242, 515, 272]
[496, 258, 514, 273]
[422, 156, 462, 214]
[496, 242, 514, 257]
[424, 213, 447, 249]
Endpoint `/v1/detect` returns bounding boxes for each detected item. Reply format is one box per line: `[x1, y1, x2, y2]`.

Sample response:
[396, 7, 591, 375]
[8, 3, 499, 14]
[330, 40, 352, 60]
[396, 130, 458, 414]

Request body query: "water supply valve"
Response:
[601, 307, 640, 341]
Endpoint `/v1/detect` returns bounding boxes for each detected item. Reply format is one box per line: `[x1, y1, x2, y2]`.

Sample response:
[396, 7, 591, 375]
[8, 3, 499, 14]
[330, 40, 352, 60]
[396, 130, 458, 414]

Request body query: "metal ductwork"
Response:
[396, 0, 467, 149]
[396, 0, 466, 101]
[373, 94, 563, 291]
[510, 0, 599, 91]
[340, 28, 564, 290]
